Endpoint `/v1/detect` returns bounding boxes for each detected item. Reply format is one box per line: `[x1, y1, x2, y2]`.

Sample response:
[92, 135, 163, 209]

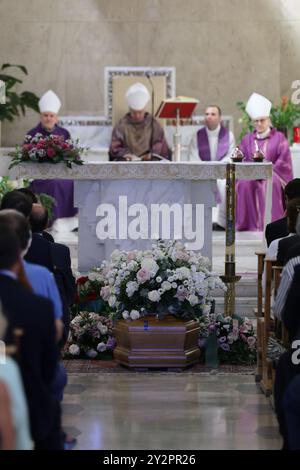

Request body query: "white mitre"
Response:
[126, 83, 150, 110]
[245, 92, 272, 120]
[39, 90, 61, 114]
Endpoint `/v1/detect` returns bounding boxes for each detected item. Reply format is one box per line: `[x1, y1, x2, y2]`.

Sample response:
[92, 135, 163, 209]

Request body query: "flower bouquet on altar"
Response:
[98, 239, 226, 321]
[9, 133, 85, 169]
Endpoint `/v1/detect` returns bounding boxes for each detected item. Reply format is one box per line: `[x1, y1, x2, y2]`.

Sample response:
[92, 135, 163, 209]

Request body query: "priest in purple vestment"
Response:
[26, 90, 77, 221]
[236, 93, 293, 231]
[188, 105, 235, 228]
[109, 83, 171, 161]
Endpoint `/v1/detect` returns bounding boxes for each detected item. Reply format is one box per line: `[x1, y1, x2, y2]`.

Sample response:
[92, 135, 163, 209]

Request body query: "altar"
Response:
[10, 161, 273, 273]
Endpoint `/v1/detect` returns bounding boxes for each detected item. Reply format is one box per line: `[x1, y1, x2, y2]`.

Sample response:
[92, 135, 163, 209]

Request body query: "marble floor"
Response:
[62, 373, 281, 450]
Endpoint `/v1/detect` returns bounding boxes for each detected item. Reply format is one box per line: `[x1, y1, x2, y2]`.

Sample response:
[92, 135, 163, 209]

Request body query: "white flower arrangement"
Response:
[66, 311, 116, 359]
[97, 240, 226, 321]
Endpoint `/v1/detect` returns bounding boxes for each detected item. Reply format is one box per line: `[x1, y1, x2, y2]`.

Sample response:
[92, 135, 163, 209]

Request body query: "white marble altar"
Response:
[9, 161, 273, 272]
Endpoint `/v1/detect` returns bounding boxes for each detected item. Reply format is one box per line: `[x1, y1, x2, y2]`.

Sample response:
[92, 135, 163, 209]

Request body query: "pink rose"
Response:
[47, 148, 56, 157]
[127, 251, 136, 261]
[136, 267, 151, 284]
[100, 286, 111, 301]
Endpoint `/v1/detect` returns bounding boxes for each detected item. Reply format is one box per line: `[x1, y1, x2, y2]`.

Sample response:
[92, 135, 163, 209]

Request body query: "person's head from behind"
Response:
[0, 210, 31, 256]
[0, 229, 21, 274]
[29, 203, 48, 233]
[284, 179, 300, 206]
[204, 105, 222, 131]
[126, 83, 150, 123]
[286, 198, 300, 233]
[0, 190, 32, 218]
[17, 188, 38, 204]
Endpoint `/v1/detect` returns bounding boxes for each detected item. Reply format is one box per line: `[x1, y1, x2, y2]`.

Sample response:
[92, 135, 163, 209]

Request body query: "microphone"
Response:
[145, 72, 155, 159]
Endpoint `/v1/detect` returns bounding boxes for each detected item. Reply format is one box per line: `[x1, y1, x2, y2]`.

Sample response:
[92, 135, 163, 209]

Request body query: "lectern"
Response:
[156, 97, 198, 161]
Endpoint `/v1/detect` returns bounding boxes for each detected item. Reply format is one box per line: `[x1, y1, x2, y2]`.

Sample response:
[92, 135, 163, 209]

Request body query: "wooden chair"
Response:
[260, 258, 277, 396]
[255, 251, 266, 382]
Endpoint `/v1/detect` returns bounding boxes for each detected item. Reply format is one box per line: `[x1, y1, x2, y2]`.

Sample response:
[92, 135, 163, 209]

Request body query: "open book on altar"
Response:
[156, 96, 199, 119]
[130, 153, 169, 161]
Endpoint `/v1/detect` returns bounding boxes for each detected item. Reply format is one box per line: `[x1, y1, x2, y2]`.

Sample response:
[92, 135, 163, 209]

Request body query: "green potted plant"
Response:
[0, 63, 39, 144]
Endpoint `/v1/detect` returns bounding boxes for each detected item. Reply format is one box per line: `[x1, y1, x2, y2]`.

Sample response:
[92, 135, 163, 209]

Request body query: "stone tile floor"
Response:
[62, 373, 281, 450]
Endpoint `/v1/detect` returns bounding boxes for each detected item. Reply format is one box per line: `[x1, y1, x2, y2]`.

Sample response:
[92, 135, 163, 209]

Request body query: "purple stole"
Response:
[196, 125, 230, 161]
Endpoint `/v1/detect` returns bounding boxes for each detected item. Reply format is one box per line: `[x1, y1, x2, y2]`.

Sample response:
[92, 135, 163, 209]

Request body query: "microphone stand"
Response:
[145, 72, 155, 159]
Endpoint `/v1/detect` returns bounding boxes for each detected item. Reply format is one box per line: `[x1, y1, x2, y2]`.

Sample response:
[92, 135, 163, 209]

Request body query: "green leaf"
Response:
[1, 63, 28, 75]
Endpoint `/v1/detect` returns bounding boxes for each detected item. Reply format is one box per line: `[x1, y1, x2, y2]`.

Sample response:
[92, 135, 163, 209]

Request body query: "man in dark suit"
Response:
[277, 234, 300, 266]
[274, 264, 300, 449]
[276, 198, 300, 265]
[26, 203, 76, 340]
[265, 178, 300, 247]
[0, 230, 62, 449]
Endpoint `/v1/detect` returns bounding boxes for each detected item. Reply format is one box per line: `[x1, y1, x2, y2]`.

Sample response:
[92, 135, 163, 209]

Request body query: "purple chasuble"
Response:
[236, 128, 293, 231]
[26, 123, 77, 220]
[196, 125, 230, 161]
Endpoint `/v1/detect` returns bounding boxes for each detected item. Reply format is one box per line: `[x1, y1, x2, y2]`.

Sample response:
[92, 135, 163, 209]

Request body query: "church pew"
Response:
[260, 258, 277, 396]
[255, 251, 266, 382]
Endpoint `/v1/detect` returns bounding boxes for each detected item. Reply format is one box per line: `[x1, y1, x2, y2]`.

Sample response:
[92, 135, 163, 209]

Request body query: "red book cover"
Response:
[156, 97, 199, 119]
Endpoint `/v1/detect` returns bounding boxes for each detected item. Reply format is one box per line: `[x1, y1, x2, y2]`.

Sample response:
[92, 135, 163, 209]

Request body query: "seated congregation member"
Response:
[27, 204, 76, 339]
[283, 374, 300, 450]
[274, 215, 300, 320]
[0, 381, 15, 450]
[265, 178, 300, 247]
[0, 230, 62, 449]
[236, 93, 293, 231]
[27, 90, 77, 221]
[0, 309, 33, 450]
[17, 187, 54, 242]
[274, 258, 300, 449]
[109, 82, 171, 161]
[188, 105, 235, 229]
[2, 191, 55, 272]
[265, 198, 300, 263]
[0, 210, 64, 342]
[261, 199, 300, 293]
[0, 210, 75, 449]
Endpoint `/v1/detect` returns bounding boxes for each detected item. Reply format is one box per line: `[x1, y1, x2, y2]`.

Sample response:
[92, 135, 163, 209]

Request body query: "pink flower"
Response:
[127, 251, 136, 261]
[136, 267, 151, 284]
[175, 287, 189, 301]
[47, 148, 56, 157]
[100, 286, 111, 301]
[247, 336, 256, 348]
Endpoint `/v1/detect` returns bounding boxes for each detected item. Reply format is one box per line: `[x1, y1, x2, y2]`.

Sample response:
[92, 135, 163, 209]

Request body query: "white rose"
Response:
[126, 281, 139, 297]
[148, 290, 161, 302]
[188, 294, 199, 306]
[69, 344, 80, 356]
[161, 281, 172, 291]
[156, 276, 162, 283]
[176, 267, 191, 279]
[86, 349, 97, 358]
[88, 272, 101, 282]
[201, 304, 211, 315]
[97, 342, 107, 352]
[122, 311, 129, 320]
[171, 282, 177, 289]
[130, 310, 140, 320]
[108, 295, 117, 307]
[141, 258, 159, 276]
[97, 322, 108, 335]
